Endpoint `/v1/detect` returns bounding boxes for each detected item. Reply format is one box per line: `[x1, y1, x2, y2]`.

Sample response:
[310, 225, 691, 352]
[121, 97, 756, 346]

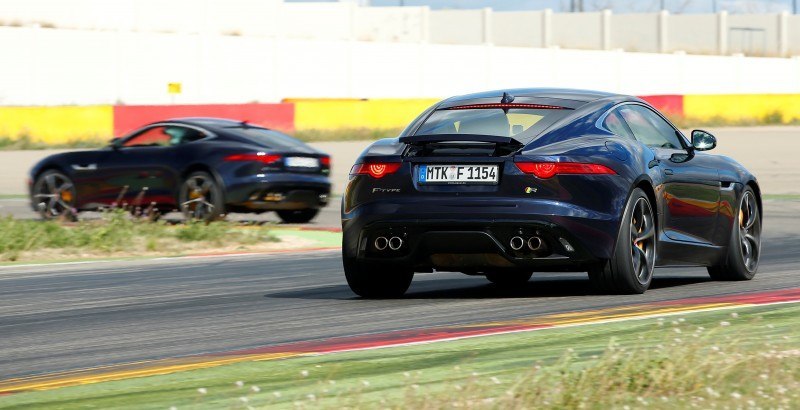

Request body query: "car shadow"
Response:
[265, 275, 712, 301]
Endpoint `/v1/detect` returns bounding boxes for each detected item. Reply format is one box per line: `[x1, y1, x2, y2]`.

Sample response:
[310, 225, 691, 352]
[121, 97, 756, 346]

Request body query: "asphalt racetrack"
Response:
[1, 200, 798, 380]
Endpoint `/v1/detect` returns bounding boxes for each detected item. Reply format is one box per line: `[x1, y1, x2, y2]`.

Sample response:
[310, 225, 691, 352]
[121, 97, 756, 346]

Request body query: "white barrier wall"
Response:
[3, 1, 800, 57]
[1, 26, 799, 106]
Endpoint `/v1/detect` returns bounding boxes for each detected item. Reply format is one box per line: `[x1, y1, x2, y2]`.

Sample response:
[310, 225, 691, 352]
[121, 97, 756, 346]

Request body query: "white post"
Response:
[718, 10, 728, 55]
[542, 8, 552, 48]
[601, 9, 612, 50]
[348, 1, 357, 41]
[658, 10, 669, 53]
[779, 11, 789, 57]
[420, 6, 430, 44]
[482, 7, 492, 45]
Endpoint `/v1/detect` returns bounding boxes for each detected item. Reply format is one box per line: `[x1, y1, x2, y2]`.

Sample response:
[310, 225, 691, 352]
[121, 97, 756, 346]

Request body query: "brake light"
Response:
[350, 163, 401, 179]
[515, 162, 616, 179]
[224, 153, 282, 164]
[320, 156, 331, 167]
[447, 103, 568, 110]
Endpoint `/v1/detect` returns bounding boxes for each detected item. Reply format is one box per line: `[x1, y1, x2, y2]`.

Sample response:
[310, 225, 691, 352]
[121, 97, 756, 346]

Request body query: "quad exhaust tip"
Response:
[527, 236, 544, 251]
[388, 236, 403, 251]
[509, 236, 525, 251]
[374, 236, 388, 251]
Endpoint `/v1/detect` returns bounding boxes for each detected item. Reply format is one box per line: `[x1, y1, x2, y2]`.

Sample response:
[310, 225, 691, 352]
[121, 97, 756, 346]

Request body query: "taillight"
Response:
[350, 163, 401, 179]
[224, 153, 282, 164]
[320, 156, 331, 167]
[515, 162, 616, 179]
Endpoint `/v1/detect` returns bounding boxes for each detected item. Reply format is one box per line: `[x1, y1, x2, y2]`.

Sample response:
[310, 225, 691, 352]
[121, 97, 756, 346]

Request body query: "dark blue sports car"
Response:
[341, 89, 762, 297]
[29, 118, 331, 223]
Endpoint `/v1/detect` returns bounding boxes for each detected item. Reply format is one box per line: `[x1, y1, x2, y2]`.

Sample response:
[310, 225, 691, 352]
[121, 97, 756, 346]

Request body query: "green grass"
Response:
[0, 194, 26, 200]
[1, 115, 799, 149]
[0, 211, 278, 261]
[667, 110, 800, 128]
[0, 134, 107, 150]
[763, 194, 800, 201]
[1, 303, 797, 409]
[292, 127, 403, 143]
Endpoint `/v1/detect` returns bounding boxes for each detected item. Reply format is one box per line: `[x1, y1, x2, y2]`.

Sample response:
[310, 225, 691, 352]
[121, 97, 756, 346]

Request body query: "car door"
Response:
[81, 125, 181, 208]
[618, 104, 721, 245]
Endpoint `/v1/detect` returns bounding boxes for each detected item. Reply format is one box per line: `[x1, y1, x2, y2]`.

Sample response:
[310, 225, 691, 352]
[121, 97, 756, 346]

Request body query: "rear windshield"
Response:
[414, 108, 571, 143]
[225, 127, 305, 149]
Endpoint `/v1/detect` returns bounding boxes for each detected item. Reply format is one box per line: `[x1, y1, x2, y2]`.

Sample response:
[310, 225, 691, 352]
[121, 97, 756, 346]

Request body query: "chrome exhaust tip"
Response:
[528, 236, 544, 251]
[374, 236, 389, 251]
[509, 236, 525, 251]
[388, 236, 403, 251]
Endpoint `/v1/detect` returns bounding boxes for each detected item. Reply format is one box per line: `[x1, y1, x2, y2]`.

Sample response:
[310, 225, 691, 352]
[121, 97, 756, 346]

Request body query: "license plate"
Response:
[418, 164, 499, 184]
[285, 157, 319, 168]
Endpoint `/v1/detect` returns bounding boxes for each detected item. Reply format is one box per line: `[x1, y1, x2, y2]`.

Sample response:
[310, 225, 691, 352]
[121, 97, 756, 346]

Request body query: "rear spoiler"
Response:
[399, 134, 523, 146]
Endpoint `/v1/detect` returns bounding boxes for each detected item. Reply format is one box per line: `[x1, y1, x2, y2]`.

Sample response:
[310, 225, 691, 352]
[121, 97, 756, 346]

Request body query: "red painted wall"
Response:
[638, 95, 684, 117]
[113, 103, 295, 136]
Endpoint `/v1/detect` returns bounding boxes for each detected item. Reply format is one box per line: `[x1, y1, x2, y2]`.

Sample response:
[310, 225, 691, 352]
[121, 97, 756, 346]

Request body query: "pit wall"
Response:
[1, 95, 799, 143]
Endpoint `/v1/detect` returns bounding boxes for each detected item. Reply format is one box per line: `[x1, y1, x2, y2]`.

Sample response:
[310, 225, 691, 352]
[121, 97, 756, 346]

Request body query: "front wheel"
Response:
[277, 209, 319, 224]
[588, 188, 656, 294]
[32, 170, 78, 221]
[343, 258, 414, 298]
[708, 187, 760, 281]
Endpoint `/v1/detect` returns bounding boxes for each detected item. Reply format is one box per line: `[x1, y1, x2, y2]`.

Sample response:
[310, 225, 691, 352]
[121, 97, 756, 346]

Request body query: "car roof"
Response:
[441, 88, 627, 104]
[158, 117, 249, 128]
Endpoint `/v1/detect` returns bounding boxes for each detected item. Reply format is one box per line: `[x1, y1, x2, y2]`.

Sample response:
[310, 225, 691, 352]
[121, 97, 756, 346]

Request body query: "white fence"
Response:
[1, 26, 799, 106]
[2, 1, 800, 57]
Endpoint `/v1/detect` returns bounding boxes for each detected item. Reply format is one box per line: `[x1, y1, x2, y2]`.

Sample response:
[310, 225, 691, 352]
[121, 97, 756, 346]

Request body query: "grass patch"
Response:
[667, 110, 800, 128]
[763, 194, 800, 201]
[1, 303, 797, 409]
[292, 127, 403, 143]
[0, 194, 26, 200]
[0, 211, 281, 262]
[0, 134, 107, 150]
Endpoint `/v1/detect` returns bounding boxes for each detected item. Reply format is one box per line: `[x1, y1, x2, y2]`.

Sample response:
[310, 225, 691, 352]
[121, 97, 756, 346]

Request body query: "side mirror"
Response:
[109, 137, 122, 149]
[691, 130, 716, 151]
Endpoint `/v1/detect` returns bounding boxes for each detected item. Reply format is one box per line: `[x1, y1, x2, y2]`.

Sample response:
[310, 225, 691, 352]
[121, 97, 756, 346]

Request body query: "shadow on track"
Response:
[265, 274, 711, 300]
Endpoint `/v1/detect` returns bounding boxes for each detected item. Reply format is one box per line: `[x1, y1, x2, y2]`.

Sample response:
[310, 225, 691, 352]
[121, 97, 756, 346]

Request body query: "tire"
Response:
[179, 171, 225, 221]
[277, 209, 319, 224]
[485, 271, 533, 287]
[708, 187, 760, 281]
[343, 257, 414, 298]
[588, 188, 656, 294]
[32, 170, 78, 221]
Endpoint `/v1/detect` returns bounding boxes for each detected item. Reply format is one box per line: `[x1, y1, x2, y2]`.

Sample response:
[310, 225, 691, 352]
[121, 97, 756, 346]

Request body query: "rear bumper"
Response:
[223, 173, 331, 211]
[342, 198, 621, 271]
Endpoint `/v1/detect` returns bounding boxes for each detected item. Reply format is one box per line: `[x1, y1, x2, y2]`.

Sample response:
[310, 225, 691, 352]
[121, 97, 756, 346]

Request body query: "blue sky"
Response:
[287, 0, 798, 13]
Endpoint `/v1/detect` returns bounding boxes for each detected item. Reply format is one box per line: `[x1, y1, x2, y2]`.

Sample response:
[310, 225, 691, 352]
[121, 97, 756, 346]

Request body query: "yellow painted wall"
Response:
[0, 106, 113, 143]
[289, 98, 440, 130]
[684, 94, 800, 123]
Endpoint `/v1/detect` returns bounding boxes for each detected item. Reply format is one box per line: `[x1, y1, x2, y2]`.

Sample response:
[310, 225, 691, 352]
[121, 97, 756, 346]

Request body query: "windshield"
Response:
[414, 108, 571, 143]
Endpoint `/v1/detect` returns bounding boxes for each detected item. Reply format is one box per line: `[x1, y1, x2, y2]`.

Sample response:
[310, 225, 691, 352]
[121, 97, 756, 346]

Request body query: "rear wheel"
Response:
[32, 170, 77, 221]
[589, 188, 656, 294]
[179, 171, 225, 221]
[485, 271, 532, 287]
[708, 187, 760, 281]
[277, 209, 319, 224]
[343, 258, 414, 298]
